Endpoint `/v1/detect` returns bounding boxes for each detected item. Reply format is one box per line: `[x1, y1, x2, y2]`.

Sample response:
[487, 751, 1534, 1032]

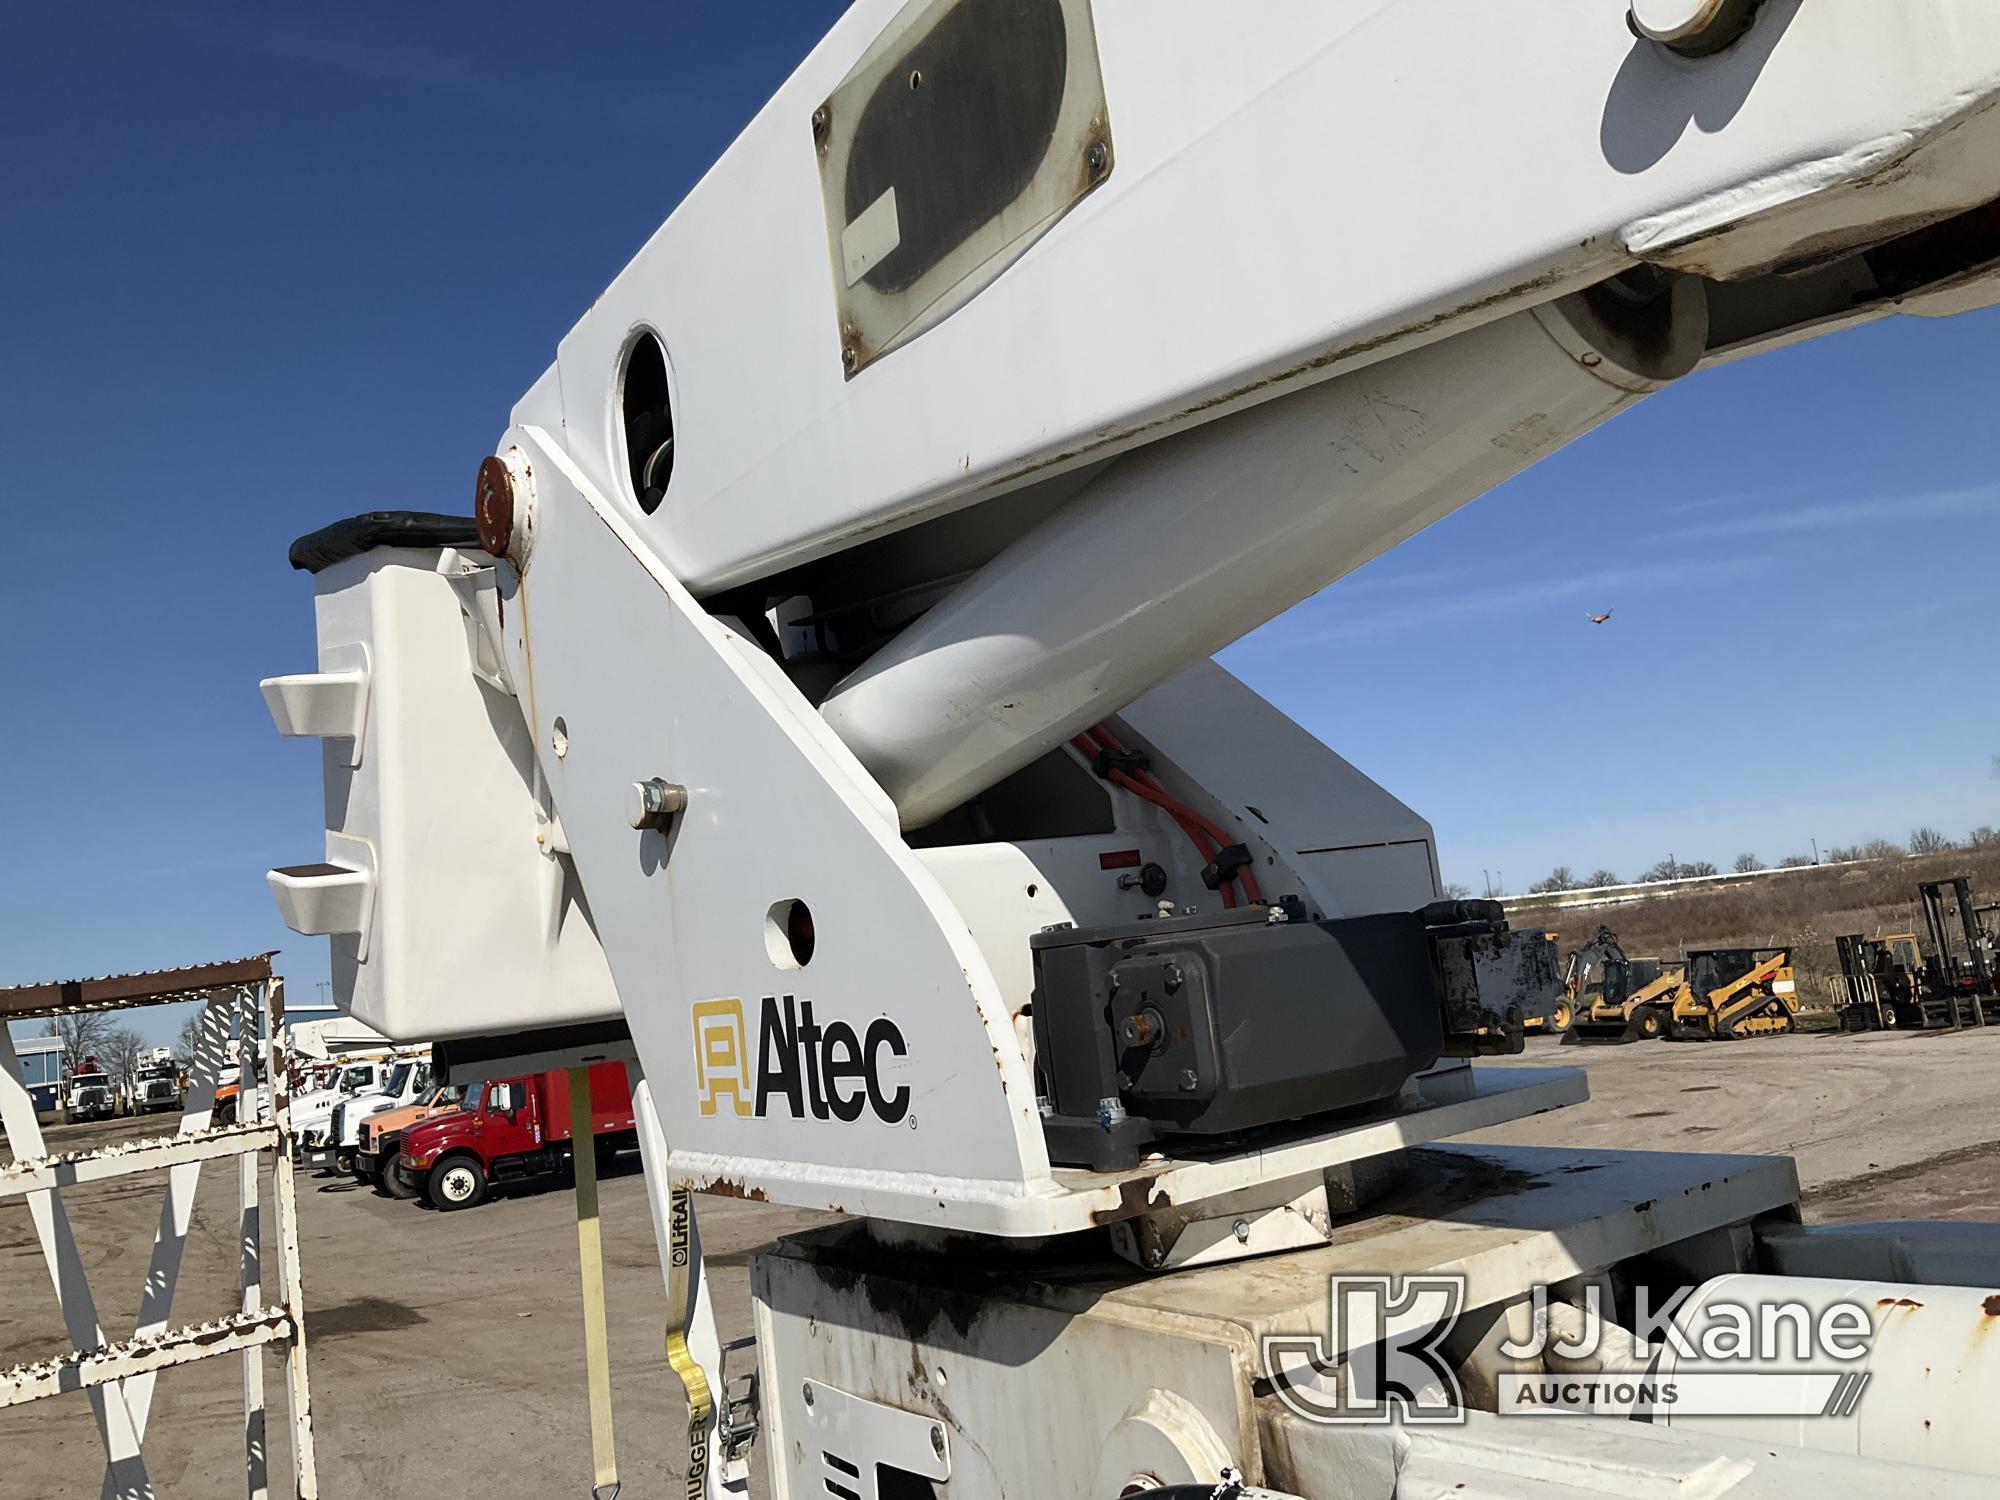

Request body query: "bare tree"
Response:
[1585, 869, 1620, 888]
[100, 1027, 147, 1093]
[1778, 854, 1814, 868]
[1530, 866, 1578, 894]
[43, 1012, 113, 1080]
[1685, 860, 1720, 878]
[176, 1007, 207, 1063]
[1860, 838, 1905, 861]
[1441, 881, 1471, 900]
[1641, 857, 1682, 883]
[1969, 826, 2000, 850]
[1733, 853, 1760, 874]
[1827, 845, 1862, 863]
[1908, 826, 1951, 855]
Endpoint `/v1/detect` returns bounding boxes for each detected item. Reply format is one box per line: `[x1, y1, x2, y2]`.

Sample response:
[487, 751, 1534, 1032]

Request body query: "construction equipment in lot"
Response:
[256, 3, 2000, 1493]
[1563, 934, 1686, 1044]
[1523, 931, 1571, 1032]
[1836, 877, 1997, 1031]
[1835, 930, 1927, 1030]
[1666, 946, 1799, 1041]
[1917, 876, 1997, 1025]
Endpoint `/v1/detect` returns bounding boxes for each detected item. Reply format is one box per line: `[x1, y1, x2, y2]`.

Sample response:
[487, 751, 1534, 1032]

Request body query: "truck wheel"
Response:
[335, 1150, 357, 1177]
[428, 1156, 488, 1211]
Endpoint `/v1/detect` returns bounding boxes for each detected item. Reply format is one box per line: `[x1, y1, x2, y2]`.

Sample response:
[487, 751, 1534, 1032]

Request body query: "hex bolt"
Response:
[1627, 0, 1762, 55]
[1232, 1218, 1251, 1244]
[628, 778, 687, 830]
[802, 1381, 815, 1408]
[811, 105, 829, 143]
[1117, 1009, 1162, 1048]
[1178, 1068, 1199, 1092]
[930, 1425, 946, 1458]
[1086, 139, 1110, 178]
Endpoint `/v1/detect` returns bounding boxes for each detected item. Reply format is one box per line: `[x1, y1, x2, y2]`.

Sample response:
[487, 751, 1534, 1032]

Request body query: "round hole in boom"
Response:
[765, 900, 816, 969]
[619, 330, 676, 515]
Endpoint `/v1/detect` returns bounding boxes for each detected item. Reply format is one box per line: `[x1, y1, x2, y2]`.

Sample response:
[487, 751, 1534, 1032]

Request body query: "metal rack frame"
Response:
[0, 956, 317, 1499]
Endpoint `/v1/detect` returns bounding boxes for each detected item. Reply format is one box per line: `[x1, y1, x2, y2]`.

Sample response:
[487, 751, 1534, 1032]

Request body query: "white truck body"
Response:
[327, 1056, 435, 1159]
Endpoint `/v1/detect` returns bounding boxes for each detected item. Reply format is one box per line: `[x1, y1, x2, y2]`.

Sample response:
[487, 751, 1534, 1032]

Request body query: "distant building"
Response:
[12, 1033, 65, 1119]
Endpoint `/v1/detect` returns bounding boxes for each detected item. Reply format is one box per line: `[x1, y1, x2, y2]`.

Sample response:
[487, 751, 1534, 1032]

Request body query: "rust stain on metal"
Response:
[1982, 1294, 2000, 1317]
[1089, 1174, 1168, 1227]
[1876, 1297, 1924, 1309]
[0, 954, 276, 1021]
[700, 1176, 770, 1203]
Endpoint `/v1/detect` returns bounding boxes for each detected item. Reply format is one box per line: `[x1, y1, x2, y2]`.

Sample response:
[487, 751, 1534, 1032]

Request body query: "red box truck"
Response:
[394, 1061, 635, 1210]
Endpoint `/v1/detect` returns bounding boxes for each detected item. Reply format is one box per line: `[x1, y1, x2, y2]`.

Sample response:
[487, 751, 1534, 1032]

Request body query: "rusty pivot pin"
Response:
[474, 454, 515, 558]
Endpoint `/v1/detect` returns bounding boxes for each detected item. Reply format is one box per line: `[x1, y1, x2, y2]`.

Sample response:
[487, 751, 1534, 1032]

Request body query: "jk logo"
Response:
[1262, 1274, 1468, 1425]
[691, 998, 753, 1118]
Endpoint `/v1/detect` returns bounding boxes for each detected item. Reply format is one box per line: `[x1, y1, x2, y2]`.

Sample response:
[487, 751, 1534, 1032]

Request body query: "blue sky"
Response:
[4, 4, 1996, 1047]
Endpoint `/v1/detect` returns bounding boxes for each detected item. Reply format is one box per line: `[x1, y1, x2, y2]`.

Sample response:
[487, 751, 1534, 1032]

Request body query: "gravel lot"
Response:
[5, 1024, 1997, 1497]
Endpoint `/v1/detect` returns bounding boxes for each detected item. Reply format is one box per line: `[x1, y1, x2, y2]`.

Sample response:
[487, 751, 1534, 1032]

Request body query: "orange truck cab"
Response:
[354, 1084, 463, 1193]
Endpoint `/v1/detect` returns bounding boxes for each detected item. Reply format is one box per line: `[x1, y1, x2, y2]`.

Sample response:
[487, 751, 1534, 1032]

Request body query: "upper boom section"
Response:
[517, 0, 2000, 598]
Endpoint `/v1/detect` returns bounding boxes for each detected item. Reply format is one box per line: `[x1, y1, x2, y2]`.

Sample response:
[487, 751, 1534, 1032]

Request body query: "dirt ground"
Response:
[5, 1024, 1999, 1498]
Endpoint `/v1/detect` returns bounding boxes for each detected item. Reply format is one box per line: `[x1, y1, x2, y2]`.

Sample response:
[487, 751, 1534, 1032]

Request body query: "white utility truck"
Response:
[289, 1055, 394, 1163]
[131, 1048, 182, 1114]
[322, 1053, 435, 1177]
[265, 2, 2000, 1494]
[65, 1059, 118, 1124]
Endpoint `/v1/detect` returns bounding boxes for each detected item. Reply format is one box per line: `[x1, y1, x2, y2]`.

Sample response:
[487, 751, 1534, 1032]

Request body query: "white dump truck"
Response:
[265, 2, 2000, 1494]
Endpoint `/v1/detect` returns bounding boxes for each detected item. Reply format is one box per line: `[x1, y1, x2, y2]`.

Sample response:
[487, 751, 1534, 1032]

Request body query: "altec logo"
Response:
[692, 996, 910, 1124]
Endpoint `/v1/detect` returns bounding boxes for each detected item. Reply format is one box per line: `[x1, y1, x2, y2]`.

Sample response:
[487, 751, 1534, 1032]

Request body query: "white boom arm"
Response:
[263, 4, 2000, 1493]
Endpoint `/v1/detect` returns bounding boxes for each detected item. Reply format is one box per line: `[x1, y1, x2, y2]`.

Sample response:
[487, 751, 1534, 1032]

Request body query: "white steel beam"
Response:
[238, 982, 271, 1500]
[0, 1120, 275, 1197]
[0, 1026, 153, 1496]
[267, 978, 320, 1499]
[1, 1308, 295, 1408]
[107, 988, 236, 1490]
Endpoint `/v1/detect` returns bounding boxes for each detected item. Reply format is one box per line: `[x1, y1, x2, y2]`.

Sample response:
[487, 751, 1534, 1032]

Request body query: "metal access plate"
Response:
[815, 0, 1113, 374]
[1104, 1144, 1801, 1346]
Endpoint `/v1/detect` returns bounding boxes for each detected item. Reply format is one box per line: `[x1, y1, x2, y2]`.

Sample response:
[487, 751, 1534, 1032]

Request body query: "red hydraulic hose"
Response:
[1085, 726, 1263, 903]
[1069, 733, 1235, 907]
[1075, 726, 1264, 906]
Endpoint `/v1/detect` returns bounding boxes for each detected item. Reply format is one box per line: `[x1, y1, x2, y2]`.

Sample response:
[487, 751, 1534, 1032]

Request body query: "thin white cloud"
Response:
[115, 7, 480, 93]
[1646, 482, 2000, 544]
[1232, 556, 1762, 650]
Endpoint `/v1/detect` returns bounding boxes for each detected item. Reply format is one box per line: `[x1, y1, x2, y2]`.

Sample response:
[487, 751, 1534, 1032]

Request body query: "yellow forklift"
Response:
[1834, 931, 1924, 1030]
[1666, 946, 1799, 1040]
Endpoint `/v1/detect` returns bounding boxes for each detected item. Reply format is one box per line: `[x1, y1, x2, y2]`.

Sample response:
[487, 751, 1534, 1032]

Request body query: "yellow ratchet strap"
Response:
[665, 1183, 715, 1500]
[569, 1066, 620, 1500]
